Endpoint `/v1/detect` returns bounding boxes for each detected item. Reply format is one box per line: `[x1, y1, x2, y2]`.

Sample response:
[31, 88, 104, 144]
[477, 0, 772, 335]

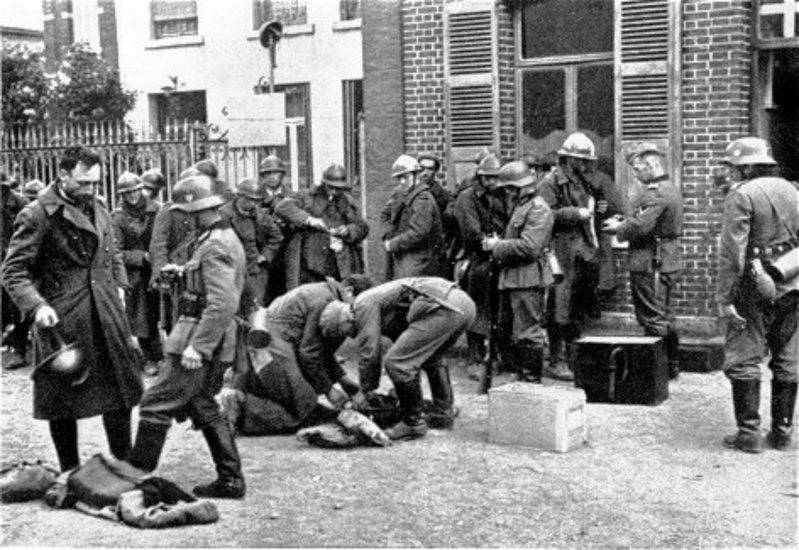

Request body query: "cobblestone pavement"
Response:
[0, 347, 796, 548]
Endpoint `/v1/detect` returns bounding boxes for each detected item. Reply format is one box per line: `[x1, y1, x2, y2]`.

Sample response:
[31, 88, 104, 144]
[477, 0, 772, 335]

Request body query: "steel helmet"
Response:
[558, 132, 597, 160]
[116, 171, 143, 194]
[476, 154, 502, 176]
[235, 177, 265, 200]
[497, 160, 535, 188]
[179, 166, 202, 179]
[723, 137, 776, 166]
[34, 327, 89, 386]
[170, 175, 226, 213]
[391, 154, 421, 178]
[259, 154, 287, 174]
[319, 300, 354, 340]
[141, 169, 166, 191]
[22, 179, 45, 200]
[193, 159, 219, 180]
[322, 164, 351, 189]
[625, 142, 665, 165]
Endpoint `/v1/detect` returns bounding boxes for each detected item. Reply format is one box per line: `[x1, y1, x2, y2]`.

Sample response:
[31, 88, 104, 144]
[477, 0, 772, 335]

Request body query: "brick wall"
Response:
[362, 0, 404, 281]
[43, 0, 74, 73]
[496, 1, 516, 160]
[678, 0, 753, 329]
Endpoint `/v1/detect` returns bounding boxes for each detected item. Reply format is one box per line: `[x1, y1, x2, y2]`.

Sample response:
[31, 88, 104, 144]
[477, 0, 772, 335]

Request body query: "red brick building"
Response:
[362, 0, 799, 334]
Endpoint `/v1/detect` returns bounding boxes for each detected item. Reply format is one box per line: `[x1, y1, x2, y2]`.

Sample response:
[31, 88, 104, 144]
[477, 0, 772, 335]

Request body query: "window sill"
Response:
[333, 19, 361, 32]
[145, 35, 205, 50]
[247, 23, 315, 41]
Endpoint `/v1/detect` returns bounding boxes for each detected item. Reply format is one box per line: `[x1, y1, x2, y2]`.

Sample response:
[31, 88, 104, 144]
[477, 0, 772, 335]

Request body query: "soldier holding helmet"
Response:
[1, 145, 143, 472]
[128, 174, 247, 499]
[712, 137, 799, 453]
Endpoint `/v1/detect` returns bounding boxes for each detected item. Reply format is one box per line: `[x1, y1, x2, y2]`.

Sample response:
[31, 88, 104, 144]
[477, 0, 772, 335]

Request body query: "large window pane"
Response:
[521, 0, 613, 59]
[577, 63, 615, 173]
[522, 69, 565, 140]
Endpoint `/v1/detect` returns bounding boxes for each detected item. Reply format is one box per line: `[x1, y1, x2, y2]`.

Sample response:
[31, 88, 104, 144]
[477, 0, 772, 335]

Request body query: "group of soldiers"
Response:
[0, 129, 796, 502]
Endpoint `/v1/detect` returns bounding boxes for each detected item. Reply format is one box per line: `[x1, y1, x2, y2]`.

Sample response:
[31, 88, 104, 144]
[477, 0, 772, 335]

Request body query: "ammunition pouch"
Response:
[750, 240, 799, 284]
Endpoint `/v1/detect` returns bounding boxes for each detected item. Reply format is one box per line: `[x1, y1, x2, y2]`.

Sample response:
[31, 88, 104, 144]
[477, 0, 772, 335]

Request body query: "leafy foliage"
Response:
[47, 42, 136, 123]
[2, 44, 49, 125]
[2, 42, 136, 127]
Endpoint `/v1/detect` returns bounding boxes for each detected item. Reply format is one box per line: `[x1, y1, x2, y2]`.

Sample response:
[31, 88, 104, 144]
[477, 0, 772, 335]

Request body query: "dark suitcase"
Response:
[574, 335, 669, 405]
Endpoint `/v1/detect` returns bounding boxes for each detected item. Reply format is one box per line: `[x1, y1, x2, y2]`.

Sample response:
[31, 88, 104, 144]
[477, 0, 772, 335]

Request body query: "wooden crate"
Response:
[488, 382, 587, 453]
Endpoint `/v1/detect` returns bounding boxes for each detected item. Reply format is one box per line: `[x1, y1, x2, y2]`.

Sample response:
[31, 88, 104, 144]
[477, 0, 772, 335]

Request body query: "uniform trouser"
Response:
[506, 287, 546, 347]
[138, 354, 227, 430]
[549, 254, 598, 327]
[723, 291, 798, 383]
[383, 289, 476, 385]
[630, 271, 676, 337]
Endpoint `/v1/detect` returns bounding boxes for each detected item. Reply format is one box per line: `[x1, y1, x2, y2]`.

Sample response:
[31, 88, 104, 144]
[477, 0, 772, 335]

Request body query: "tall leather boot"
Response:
[128, 421, 170, 472]
[193, 419, 246, 499]
[466, 332, 487, 381]
[102, 408, 132, 461]
[665, 328, 680, 380]
[423, 362, 457, 429]
[49, 419, 79, 472]
[723, 379, 764, 453]
[514, 342, 543, 383]
[385, 380, 428, 441]
[768, 380, 797, 450]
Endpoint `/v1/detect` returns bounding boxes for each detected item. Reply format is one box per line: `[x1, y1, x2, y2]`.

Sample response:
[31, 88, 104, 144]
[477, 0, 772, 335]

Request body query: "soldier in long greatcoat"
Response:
[1, 146, 143, 472]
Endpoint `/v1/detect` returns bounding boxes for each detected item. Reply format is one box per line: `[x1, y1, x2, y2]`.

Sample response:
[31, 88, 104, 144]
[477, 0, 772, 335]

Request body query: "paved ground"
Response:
[0, 345, 796, 548]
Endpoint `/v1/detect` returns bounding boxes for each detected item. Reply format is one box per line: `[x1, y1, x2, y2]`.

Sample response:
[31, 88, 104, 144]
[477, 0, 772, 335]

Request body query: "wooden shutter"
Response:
[444, 0, 499, 187]
[615, 0, 681, 195]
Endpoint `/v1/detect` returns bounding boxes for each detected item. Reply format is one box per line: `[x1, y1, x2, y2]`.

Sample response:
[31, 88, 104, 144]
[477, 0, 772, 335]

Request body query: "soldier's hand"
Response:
[578, 207, 592, 220]
[181, 345, 203, 370]
[351, 390, 369, 411]
[306, 216, 329, 232]
[719, 304, 747, 330]
[601, 216, 623, 233]
[329, 225, 349, 238]
[482, 235, 499, 251]
[327, 383, 351, 409]
[34, 305, 59, 328]
[383, 240, 392, 253]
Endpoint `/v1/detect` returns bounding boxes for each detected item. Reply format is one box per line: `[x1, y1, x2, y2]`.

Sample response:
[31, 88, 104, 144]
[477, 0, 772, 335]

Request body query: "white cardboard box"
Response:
[488, 382, 587, 453]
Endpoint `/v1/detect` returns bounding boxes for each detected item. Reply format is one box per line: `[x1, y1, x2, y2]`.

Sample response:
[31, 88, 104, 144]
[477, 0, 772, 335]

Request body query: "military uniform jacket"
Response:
[716, 176, 799, 305]
[538, 166, 597, 265]
[454, 186, 508, 258]
[148, 204, 198, 286]
[353, 277, 458, 386]
[164, 224, 245, 363]
[383, 184, 445, 278]
[616, 175, 683, 274]
[265, 278, 349, 393]
[275, 185, 368, 288]
[492, 192, 554, 290]
[1, 183, 142, 420]
[112, 198, 160, 336]
[220, 201, 283, 276]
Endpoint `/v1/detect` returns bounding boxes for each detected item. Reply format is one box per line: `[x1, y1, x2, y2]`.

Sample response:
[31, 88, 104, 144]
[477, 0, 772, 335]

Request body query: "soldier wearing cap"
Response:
[603, 142, 683, 380]
[112, 172, 163, 375]
[1, 145, 142, 472]
[258, 154, 295, 302]
[128, 174, 248, 499]
[320, 277, 476, 440]
[220, 177, 283, 313]
[452, 154, 511, 378]
[418, 152, 457, 277]
[483, 161, 554, 383]
[2, 172, 31, 370]
[274, 163, 369, 289]
[712, 137, 798, 453]
[194, 159, 234, 202]
[381, 154, 446, 279]
[538, 132, 604, 381]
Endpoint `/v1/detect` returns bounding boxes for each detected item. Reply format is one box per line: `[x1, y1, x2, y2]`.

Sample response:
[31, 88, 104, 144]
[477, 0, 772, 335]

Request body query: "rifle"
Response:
[478, 259, 499, 395]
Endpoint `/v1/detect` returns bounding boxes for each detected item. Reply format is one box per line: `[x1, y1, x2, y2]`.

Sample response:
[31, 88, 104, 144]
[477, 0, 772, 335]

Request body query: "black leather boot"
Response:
[768, 380, 797, 450]
[723, 380, 764, 453]
[49, 419, 79, 472]
[385, 380, 428, 441]
[514, 342, 543, 383]
[128, 421, 170, 472]
[423, 362, 458, 429]
[193, 420, 246, 499]
[102, 408, 132, 461]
